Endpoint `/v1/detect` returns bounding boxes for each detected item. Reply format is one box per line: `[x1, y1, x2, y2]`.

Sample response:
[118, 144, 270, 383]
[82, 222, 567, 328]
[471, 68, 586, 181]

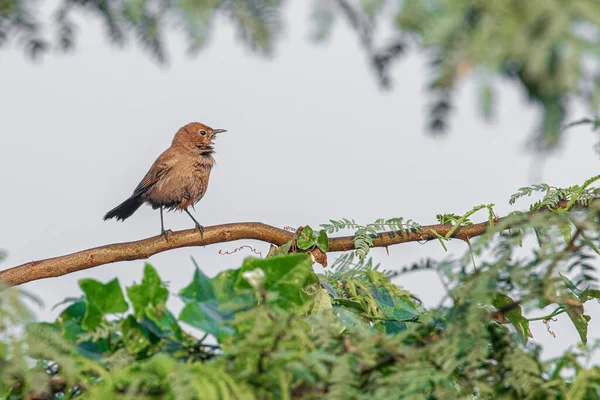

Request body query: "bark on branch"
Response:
[0, 219, 495, 287]
[0, 200, 576, 287]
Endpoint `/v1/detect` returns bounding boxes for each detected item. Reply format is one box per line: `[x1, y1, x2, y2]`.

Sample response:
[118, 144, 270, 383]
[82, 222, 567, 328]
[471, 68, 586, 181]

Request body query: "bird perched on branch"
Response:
[103, 122, 226, 239]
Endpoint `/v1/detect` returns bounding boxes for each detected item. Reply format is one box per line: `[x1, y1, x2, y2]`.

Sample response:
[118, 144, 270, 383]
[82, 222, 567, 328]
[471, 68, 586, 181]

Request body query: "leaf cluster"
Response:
[311, 0, 600, 149]
[510, 175, 600, 211]
[321, 217, 421, 259]
[4, 1, 600, 148]
[2, 177, 600, 398]
[0, 0, 282, 61]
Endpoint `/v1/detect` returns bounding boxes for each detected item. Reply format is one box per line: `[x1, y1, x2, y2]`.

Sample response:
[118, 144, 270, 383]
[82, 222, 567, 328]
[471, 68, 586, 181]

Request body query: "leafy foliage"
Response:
[312, 0, 600, 149]
[321, 217, 422, 258]
[3, 1, 600, 148]
[2, 178, 600, 398]
[295, 226, 329, 253]
[0, 0, 282, 62]
[510, 175, 600, 211]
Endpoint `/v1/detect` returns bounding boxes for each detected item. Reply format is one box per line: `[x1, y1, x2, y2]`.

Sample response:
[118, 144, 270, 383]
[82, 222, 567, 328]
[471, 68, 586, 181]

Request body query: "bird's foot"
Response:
[195, 223, 204, 236]
[161, 229, 173, 241]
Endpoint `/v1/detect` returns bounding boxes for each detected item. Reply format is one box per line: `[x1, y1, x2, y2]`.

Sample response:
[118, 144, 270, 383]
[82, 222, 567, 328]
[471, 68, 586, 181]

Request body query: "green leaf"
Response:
[564, 294, 588, 344]
[56, 300, 87, 341]
[372, 287, 394, 307]
[58, 300, 86, 324]
[493, 294, 527, 344]
[296, 225, 316, 250]
[266, 241, 293, 258]
[210, 268, 242, 304]
[145, 308, 181, 339]
[519, 317, 531, 344]
[378, 320, 407, 334]
[127, 263, 169, 318]
[372, 287, 419, 322]
[560, 273, 582, 297]
[236, 254, 319, 309]
[580, 288, 600, 302]
[311, 288, 333, 313]
[179, 300, 234, 341]
[558, 223, 572, 243]
[334, 308, 363, 331]
[333, 298, 367, 313]
[79, 278, 128, 331]
[179, 265, 215, 303]
[121, 315, 151, 354]
[79, 279, 128, 313]
[317, 230, 329, 252]
[539, 281, 558, 308]
[80, 306, 100, 335]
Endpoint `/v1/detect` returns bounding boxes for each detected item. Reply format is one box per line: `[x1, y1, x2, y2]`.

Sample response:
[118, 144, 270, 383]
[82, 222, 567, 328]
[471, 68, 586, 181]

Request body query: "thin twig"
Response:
[218, 245, 263, 258]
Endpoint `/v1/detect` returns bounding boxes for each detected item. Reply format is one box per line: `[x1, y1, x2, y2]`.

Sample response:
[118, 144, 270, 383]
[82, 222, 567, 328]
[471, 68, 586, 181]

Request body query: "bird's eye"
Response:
[200, 130, 207, 136]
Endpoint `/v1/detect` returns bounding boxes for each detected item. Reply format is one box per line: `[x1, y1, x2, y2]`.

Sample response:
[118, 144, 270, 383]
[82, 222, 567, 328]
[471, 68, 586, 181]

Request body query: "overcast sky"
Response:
[1, 1, 599, 361]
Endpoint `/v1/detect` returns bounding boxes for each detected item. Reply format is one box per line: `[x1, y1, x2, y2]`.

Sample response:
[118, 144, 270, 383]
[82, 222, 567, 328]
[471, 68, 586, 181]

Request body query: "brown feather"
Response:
[103, 121, 225, 230]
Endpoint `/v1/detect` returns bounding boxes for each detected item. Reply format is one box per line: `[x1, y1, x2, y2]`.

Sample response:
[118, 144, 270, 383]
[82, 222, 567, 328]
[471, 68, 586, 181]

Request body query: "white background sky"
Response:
[0, 1, 599, 362]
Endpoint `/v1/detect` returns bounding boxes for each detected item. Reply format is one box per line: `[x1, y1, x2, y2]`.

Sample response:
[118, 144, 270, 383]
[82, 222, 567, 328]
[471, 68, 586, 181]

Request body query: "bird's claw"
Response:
[195, 223, 204, 236]
[161, 229, 172, 241]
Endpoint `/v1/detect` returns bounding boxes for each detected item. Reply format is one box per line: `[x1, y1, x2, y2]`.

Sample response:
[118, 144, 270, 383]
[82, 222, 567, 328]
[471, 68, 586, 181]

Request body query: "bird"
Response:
[103, 122, 226, 239]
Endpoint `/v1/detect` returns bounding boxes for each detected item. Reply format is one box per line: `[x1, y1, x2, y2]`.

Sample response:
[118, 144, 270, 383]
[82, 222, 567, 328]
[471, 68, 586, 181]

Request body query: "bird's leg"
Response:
[160, 207, 171, 240]
[184, 208, 204, 236]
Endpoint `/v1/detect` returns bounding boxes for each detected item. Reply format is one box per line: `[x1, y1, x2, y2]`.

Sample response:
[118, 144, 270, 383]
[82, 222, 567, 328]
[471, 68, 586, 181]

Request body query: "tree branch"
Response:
[0, 200, 579, 287]
[0, 218, 493, 287]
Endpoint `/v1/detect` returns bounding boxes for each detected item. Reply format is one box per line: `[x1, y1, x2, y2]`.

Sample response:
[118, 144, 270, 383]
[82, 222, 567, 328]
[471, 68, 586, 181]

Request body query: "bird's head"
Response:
[173, 122, 226, 153]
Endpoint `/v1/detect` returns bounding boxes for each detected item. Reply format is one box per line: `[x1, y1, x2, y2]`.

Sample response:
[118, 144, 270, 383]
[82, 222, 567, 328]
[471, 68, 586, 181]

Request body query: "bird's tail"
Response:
[103, 196, 144, 221]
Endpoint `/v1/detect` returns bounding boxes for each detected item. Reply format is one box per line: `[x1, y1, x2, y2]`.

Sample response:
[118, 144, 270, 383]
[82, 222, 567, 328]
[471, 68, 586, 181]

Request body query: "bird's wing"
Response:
[131, 151, 176, 198]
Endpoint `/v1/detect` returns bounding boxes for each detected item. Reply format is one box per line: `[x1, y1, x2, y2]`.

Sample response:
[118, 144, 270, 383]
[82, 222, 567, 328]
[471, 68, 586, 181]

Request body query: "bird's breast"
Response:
[181, 164, 212, 208]
[145, 161, 213, 210]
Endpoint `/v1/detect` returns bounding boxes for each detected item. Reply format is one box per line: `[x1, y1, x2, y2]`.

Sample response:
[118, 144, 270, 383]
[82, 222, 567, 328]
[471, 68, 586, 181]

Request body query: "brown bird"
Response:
[103, 122, 226, 239]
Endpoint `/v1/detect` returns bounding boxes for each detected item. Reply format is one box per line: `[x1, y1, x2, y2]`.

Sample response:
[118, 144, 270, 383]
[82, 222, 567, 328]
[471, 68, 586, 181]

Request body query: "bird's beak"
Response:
[213, 129, 227, 134]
